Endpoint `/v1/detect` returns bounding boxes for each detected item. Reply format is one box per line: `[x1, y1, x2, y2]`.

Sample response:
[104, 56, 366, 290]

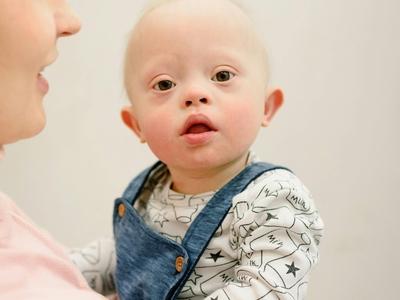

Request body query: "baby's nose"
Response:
[184, 97, 209, 107]
[180, 81, 212, 109]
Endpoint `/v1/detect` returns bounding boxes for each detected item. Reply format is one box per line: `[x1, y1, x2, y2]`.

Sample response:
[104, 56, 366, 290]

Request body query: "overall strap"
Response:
[121, 161, 164, 205]
[169, 162, 290, 299]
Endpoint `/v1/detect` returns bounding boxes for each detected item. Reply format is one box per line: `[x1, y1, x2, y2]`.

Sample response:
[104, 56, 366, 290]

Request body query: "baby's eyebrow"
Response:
[143, 53, 180, 71]
[140, 56, 178, 79]
[206, 49, 246, 68]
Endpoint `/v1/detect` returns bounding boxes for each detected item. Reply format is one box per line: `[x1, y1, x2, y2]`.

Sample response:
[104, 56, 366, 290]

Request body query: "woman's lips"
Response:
[37, 73, 49, 94]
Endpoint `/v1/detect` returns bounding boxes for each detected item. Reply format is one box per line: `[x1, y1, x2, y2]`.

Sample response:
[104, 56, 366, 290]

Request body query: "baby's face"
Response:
[124, 0, 274, 173]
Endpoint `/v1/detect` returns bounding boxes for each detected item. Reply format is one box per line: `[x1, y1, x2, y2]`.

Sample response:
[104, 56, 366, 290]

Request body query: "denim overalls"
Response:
[113, 161, 288, 300]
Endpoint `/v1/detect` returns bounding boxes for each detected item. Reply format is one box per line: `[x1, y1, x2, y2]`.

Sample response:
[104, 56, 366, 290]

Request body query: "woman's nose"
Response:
[56, 3, 82, 37]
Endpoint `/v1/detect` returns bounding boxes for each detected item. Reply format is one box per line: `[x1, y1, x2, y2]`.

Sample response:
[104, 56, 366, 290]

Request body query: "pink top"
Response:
[0, 190, 106, 300]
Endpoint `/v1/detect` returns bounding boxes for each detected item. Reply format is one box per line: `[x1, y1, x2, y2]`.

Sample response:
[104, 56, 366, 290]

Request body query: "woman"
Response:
[0, 1, 106, 298]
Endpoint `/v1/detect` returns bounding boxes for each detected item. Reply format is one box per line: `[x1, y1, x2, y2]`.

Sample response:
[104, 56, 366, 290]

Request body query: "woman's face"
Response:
[0, 0, 81, 145]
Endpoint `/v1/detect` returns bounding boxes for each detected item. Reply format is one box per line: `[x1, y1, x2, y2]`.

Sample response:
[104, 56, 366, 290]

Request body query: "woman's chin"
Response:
[26, 117, 46, 139]
[12, 115, 47, 144]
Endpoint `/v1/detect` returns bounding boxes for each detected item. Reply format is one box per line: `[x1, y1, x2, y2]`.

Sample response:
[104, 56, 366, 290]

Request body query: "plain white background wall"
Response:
[0, 0, 399, 299]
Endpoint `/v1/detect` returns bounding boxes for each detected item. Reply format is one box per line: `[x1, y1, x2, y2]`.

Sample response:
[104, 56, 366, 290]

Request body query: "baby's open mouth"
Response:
[186, 124, 214, 134]
[181, 114, 217, 135]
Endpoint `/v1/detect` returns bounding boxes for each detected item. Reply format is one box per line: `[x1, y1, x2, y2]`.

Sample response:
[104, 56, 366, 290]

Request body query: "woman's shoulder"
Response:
[0, 189, 33, 220]
[0, 190, 14, 211]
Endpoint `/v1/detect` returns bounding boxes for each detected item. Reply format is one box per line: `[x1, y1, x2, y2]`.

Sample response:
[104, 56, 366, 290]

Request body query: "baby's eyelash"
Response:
[211, 70, 236, 82]
[153, 79, 176, 91]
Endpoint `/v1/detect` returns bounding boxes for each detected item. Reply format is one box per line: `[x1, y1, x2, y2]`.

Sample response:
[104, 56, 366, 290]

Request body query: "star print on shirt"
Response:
[266, 212, 278, 222]
[207, 250, 225, 262]
[154, 213, 169, 227]
[286, 261, 300, 277]
[187, 270, 203, 285]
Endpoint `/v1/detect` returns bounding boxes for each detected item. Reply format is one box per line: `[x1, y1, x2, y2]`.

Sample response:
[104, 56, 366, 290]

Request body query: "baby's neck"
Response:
[169, 154, 249, 195]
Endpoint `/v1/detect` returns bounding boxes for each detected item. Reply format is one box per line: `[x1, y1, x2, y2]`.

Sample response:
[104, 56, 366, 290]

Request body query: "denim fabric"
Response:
[113, 161, 289, 300]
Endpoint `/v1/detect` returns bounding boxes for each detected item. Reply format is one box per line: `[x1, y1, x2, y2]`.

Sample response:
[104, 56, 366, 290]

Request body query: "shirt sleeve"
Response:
[69, 237, 117, 296]
[206, 169, 324, 300]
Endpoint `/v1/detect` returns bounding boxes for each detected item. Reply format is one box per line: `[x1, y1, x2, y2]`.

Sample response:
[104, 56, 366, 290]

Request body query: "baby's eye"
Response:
[153, 80, 176, 91]
[211, 71, 235, 82]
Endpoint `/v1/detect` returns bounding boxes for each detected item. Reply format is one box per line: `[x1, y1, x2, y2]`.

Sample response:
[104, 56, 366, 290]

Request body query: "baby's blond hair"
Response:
[123, 0, 269, 102]
[144, 0, 247, 15]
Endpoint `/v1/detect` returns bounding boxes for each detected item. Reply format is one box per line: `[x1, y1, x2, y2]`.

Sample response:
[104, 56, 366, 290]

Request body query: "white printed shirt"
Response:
[71, 157, 323, 299]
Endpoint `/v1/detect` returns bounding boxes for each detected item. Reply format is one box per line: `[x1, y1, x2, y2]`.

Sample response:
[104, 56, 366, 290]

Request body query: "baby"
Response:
[71, 0, 324, 299]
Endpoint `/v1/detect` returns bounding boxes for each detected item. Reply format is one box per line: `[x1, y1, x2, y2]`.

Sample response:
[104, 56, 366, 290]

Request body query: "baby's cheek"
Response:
[226, 100, 263, 133]
[141, 115, 176, 159]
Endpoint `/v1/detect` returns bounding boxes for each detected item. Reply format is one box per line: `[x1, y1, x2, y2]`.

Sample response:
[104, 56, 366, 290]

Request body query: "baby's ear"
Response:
[262, 88, 284, 127]
[121, 106, 146, 143]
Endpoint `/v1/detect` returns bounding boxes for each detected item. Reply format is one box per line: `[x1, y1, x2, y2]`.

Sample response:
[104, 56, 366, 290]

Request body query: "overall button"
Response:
[175, 256, 185, 273]
[118, 203, 126, 217]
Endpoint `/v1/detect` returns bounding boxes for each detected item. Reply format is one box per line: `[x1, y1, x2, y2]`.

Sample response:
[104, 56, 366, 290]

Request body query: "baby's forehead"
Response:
[129, 0, 265, 58]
